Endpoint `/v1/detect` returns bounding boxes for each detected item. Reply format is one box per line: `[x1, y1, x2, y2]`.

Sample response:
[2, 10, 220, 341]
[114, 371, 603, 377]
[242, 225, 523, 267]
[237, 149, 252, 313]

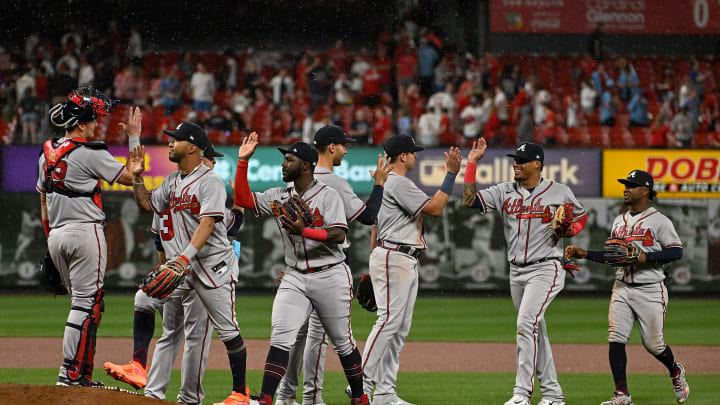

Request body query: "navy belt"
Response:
[511, 257, 559, 267]
[378, 240, 422, 258]
[293, 262, 342, 274]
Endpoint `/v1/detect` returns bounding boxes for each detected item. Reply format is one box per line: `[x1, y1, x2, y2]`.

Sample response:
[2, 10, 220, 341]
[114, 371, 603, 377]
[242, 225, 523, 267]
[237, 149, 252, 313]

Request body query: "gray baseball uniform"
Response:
[37, 138, 125, 382]
[363, 172, 430, 401]
[607, 207, 682, 355]
[252, 181, 357, 357]
[474, 178, 585, 401]
[276, 168, 366, 404]
[142, 205, 242, 404]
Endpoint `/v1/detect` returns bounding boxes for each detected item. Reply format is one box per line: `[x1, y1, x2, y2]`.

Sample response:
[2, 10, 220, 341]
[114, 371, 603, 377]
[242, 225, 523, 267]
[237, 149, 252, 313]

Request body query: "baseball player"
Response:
[127, 122, 251, 405]
[463, 140, 587, 405]
[565, 170, 689, 405]
[38, 87, 136, 387]
[361, 135, 461, 405]
[233, 134, 370, 405]
[105, 140, 244, 405]
[275, 125, 390, 405]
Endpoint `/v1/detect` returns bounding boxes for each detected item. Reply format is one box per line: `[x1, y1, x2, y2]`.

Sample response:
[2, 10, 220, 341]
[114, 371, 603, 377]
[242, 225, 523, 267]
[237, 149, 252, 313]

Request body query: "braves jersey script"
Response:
[610, 207, 682, 283]
[150, 164, 236, 288]
[376, 172, 430, 248]
[36, 142, 125, 228]
[252, 181, 347, 270]
[476, 178, 585, 264]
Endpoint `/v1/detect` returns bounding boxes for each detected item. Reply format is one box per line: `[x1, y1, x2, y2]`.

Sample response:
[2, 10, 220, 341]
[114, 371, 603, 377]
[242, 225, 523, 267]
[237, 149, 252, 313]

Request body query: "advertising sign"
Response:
[490, 0, 720, 34]
[603, 150, 720, 198]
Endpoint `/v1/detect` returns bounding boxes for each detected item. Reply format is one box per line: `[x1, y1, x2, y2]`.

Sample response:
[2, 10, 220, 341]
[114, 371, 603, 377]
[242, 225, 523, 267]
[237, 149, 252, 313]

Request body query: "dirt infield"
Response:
[0, 384, 170, 404]
[2, 337, 719, 374]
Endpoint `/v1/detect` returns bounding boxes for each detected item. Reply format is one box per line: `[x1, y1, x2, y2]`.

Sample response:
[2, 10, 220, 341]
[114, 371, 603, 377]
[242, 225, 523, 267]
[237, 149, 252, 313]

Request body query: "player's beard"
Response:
[282, 166, 300, 182]
[169, 149, 184, 163]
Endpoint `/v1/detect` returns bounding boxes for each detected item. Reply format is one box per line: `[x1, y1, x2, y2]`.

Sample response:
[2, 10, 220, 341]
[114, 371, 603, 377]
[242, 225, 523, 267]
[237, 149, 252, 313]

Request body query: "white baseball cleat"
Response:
[373, 394, 414, 405]
[600, 392, 633, 405]
[538, 400, 565, 405]
[671, 362, 690, 403]
[504, 394, 531, 405]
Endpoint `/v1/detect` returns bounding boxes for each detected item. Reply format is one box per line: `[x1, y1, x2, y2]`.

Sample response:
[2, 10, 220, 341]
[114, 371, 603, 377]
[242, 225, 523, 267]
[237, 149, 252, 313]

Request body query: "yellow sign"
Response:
[603, 150, 720, 198]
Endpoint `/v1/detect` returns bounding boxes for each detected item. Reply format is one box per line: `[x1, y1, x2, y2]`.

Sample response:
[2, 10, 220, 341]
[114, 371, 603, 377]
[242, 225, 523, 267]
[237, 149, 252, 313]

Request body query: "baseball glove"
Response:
[37, 250, 68, 296]
[271, 196, 313, 226]
[552, 202, 575, 239]
[603, 237, 641, 267]
[139, 259, 188, 299]
[356, 273, 377, 312]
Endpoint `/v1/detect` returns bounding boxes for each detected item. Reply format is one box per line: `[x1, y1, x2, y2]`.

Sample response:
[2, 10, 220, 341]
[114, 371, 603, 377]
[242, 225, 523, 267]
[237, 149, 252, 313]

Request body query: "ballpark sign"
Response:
[603, 150, 720, 198]
[410, 149, 602, 197]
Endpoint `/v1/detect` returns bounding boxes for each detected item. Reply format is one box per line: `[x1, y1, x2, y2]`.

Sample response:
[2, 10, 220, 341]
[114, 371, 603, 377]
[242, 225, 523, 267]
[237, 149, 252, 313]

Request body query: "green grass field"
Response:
[1, 294, 718, 404]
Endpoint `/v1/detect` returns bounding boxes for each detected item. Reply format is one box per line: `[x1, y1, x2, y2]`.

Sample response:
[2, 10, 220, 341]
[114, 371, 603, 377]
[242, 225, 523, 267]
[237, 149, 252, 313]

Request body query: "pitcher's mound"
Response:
[0, 383, 172, 404]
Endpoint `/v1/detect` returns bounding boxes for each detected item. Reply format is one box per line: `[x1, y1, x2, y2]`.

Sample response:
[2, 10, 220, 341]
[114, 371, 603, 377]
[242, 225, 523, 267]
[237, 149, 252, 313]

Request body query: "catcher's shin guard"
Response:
[65, 290, 104, 381]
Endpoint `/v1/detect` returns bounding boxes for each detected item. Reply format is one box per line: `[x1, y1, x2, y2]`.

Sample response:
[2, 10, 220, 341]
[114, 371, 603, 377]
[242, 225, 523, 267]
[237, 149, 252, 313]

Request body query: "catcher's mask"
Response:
[49, 86, 118, 129]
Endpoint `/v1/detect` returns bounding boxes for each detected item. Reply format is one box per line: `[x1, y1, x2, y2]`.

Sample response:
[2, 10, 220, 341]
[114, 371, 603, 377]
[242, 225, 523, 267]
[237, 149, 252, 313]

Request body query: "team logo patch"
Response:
[312, 208, 324, 227]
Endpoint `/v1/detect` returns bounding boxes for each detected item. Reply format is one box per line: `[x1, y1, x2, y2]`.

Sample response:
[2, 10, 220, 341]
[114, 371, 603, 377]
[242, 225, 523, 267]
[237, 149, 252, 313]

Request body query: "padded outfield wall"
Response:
[1, 146, 719, 292]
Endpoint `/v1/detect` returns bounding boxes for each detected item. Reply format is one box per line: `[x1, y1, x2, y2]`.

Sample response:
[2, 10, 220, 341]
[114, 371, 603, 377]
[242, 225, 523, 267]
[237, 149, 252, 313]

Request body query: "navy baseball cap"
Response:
[313, 125, 356, 146]
[278, 142, 318, 166]
[204, 142, 224, 159]
[507, 142, 544, 163]
[164, 122, 211, 153]
[618, 170, 654, 189]
[383, 135, 425, 156]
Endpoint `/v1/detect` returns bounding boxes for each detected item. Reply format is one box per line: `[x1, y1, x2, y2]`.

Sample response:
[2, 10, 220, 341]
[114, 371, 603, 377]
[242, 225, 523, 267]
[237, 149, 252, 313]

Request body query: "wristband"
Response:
[464, 162, 477, 183]
[43, 219, 50, 237]
[301, 227, 328, 242]
[181, 244, 198, 260]
[128, 135, 140, 150]
[440, 172, 456, 195]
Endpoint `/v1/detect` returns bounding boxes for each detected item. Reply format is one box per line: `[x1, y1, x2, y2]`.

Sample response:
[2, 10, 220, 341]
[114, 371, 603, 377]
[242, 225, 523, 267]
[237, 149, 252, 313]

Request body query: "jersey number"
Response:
[159, 212, 175, 241]
[50, 161, 68, 189]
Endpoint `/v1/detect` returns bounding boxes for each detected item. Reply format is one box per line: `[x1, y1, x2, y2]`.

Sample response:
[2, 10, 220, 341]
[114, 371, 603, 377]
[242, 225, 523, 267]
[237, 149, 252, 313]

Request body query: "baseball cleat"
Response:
[103, 360, 147, 390]
[671, 363, 690, 403]
[538, 400, 565, 405]
[600, 392, 633, 405]
[345, 385, 353, 398]
[350, 394, 371, 405]
[373, 394, 415, 405]
[56, 375, 104, 387]
[504, 394, 531, 405]
[214, 388, 257, 405]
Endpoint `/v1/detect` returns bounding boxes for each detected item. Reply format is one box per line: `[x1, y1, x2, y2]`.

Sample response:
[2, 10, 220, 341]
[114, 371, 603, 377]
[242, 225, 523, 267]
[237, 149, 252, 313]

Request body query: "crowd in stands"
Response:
[2, 20, 720, 149]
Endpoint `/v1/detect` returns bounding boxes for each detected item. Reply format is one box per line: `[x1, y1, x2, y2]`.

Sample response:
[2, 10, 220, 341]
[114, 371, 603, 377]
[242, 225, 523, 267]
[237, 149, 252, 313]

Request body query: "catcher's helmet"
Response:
[49, 86, 118, 129]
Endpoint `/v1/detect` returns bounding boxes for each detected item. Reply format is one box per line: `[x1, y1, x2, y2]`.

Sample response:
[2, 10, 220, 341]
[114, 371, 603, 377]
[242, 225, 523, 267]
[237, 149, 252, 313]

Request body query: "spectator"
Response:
[565, 95, 579, 129]
[114, 65, 142, 104]
[484, 104, 502, 146]
[533, 85, 550, 124]
[287, 117, 303, 143]
[362, 65, 382, 107]
[460, 96, 484, 142]
[49, 64, 77, 105]
[670, 106, 697, 148]
[375, 47, 393, 92]
[243, 60, 264, 96]
[17, 88, 39, 144]
[190, 62, 215, 112]
[78, 55, 95, 87]
[16, 68, 36, 103]
[350, 47, 372, 78]
[396, 107, 413, 137]
[56, 48, 79, 78]
[127, 26, 143, 63]
[417, 104, 441, 147]
[205, 105, 232, 131]
[588, 23, 605, 61]
[307, 56, 331, 107]
[600, 87, 616, 127]
[580, 79, 597, 114]
[34, 66, 49, 103]
[222, 49, 238, 91]
[178, 51, 194, 79]
[417, 37, 440, 97]
[333, 72, 353, 105]
[269, 68, 294, 106]
[591, 63, 610, 97]
[616, 61, 639, 101]
[161, 65, 183, 115]
[428, 82, 456, 115]
[348, 108, 371, 144]
[327, 39, 350, 74]
[494, 86, 508, 124]
[516, 105, 534, 144]
[628, 90, 649, 128]
[372, 107, 392, 145]
[395, 46, 417, 103]
[541, 104, 558, 146]
[649, 115, 670, 148]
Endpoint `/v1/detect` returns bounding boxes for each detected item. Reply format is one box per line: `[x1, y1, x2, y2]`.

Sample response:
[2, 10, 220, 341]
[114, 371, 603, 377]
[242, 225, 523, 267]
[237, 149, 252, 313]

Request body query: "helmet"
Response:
[49, 86, 118, 129]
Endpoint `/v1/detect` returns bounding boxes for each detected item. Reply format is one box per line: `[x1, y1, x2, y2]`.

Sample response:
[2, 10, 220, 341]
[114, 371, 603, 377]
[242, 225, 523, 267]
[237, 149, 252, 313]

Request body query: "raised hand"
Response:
[370, 153, 391, 187]
[119, 106, 142, 137]
[444, 146, 462, 174]
[467, 138, 487, 163]
[128, 145, 146, 177]
[238, 132, 259, 161]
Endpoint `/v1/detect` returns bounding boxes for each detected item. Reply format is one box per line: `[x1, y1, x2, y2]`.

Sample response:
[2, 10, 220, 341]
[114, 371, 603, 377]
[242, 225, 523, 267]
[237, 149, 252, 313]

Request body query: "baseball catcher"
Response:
[139, 258, 189, 299]
[271, 195, 313, 226]
[356, 273, 377, 312]
[603, 237, 641, 267]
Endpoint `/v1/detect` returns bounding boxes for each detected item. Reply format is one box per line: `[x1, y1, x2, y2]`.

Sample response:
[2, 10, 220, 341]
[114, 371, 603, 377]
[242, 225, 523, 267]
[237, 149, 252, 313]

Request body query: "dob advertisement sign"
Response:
[604, 150, 720, 199]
